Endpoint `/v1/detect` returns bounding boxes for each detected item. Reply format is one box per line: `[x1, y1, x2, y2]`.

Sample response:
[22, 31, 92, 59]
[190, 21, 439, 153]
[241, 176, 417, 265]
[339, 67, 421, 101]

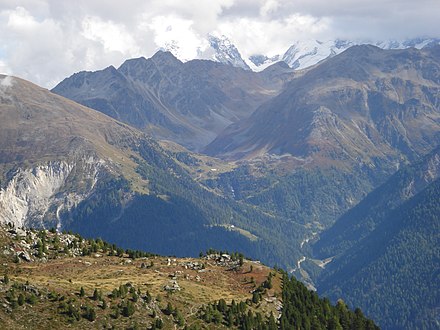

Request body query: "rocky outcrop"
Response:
[0, 158, 102, 229]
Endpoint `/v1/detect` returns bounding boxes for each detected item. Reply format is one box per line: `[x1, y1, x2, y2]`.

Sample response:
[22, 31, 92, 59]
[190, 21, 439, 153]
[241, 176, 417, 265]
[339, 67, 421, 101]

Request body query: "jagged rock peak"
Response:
[208, 34, 250, 70]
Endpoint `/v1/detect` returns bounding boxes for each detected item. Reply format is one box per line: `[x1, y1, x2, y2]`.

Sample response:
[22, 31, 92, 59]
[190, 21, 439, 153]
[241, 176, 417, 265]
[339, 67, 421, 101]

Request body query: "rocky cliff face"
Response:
[0, 158, 102, 229]
[0, 75, 140, 230]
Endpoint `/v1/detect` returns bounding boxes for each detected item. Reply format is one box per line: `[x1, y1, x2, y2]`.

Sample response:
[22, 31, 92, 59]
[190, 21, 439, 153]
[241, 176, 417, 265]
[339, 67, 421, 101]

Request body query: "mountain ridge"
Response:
[206, 45, 440, 168]
[313, 149, 440, 329]
[52, 51, 294, 152]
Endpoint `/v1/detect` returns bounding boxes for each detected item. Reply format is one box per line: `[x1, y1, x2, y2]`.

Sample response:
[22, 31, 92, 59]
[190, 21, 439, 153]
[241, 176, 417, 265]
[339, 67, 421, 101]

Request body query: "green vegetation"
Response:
[280, 273, 378, 330]
[197, 271, 377, 330]
[314, 147, 440, 258]
[205, 165, 382, 228]
[67, 139, 308, 269]
[316, 176, 440, 329]
[0, 224, 378, 329]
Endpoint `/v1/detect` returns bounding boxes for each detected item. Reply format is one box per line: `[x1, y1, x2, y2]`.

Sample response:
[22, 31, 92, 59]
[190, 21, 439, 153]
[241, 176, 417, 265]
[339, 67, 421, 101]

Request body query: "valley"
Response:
[0, 42, 439, 329]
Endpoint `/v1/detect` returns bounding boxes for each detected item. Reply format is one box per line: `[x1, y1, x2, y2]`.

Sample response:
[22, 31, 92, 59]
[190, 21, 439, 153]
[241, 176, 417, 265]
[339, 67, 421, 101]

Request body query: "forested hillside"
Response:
[316, 178, 440, 329]
[314, 146, 440, 258]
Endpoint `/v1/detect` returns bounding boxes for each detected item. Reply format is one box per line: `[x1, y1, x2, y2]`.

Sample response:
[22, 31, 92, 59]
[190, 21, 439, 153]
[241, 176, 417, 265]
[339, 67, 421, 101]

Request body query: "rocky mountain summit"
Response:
[52, 51, 293, 152]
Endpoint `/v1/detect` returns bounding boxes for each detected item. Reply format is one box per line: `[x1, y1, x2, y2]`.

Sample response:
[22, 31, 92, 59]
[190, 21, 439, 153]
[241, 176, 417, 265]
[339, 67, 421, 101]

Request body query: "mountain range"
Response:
[206, 45, 440, 165]
[52, 51, 294, 152]
[1, 41, 440, 329]
[159, 34, 440, 72]
[49, 44, 440, 254]
[0, 74, 307, 269]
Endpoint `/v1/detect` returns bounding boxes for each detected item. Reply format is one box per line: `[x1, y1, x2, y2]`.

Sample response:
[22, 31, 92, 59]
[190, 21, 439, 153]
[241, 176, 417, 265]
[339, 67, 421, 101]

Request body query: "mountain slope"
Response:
[52, 52, 293, 151]
[314, 175, 440, 329]
[206, 45, 440, 167]
[314, 146, 440, 258]
[0, 75, 147, 229]
[0, 225, 378, 329]
[0, 74, 306, 269]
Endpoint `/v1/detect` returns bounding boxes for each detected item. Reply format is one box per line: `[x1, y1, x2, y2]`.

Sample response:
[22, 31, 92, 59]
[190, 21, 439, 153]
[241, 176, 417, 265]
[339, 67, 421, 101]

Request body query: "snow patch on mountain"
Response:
[249, 38, 440, 71]
[156, 35, 440, 72]
[207, 35, 250, 70]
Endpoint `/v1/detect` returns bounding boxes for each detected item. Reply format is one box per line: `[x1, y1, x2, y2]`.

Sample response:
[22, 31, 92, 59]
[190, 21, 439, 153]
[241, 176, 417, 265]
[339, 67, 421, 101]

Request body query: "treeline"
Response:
[196, 271, 378, 330]
[280, 272, 378, 330]
[68, 138, 307, 269]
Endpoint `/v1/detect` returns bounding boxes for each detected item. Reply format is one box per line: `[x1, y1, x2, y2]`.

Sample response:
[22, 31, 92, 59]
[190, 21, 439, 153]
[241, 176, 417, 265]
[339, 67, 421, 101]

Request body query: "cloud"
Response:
[0, 75, 14, 87]
[0, 0, 439, 88]
[81, 16, 140, 54]
[216, 14, 331, 57]
[147, 15, 209, 60]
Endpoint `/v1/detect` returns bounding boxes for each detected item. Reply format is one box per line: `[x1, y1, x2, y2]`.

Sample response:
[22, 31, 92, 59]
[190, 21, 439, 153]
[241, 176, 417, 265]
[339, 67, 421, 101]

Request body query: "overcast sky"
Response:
[1, 0, 439, 88]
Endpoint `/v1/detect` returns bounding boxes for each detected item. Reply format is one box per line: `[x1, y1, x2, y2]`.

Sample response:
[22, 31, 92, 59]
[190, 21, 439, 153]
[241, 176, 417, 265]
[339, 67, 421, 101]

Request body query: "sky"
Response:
[0, 0, 439, 88]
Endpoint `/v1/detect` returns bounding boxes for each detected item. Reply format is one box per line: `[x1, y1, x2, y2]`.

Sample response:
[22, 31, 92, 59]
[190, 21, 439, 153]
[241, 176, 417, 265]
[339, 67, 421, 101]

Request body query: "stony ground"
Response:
[0, 225, 282, 329]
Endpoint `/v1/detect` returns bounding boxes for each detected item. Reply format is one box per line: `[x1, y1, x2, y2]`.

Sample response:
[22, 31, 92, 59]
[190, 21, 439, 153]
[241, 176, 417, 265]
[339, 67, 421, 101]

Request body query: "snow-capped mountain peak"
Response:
[207, 34, 250, 70]
[249, 38, 440, 71]
[156, 36, 439, 72]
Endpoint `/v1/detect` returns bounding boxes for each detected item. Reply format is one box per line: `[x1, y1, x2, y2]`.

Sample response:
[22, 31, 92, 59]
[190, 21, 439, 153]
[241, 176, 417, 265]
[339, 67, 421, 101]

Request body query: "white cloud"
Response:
[81, 16, 140, 54]
[0, 75, 14, 87]
[0, 0, 438, 88]
[6, 5, 37, 30]
[260, 0, 280, 17]
[147, 15, 209, 60]
[217, 14, 331, 57]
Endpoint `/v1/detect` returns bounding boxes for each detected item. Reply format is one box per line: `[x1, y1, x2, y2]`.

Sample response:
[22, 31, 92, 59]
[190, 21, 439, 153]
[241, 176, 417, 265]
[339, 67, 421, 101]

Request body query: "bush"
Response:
[122, 300, 135, 317]
[17, 293, 25, 306]
[83, 305, 96, 321]
[26, 294, 38, 305]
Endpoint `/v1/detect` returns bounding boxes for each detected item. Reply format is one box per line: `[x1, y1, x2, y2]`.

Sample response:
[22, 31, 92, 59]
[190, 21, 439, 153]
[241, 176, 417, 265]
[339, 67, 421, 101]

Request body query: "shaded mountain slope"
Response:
[315, 176, 440, 329]
[206, 45, 440, 168]
[52, 52, 294, 151]
[0, 75, 305, 269]
[314, 146, 440, 257]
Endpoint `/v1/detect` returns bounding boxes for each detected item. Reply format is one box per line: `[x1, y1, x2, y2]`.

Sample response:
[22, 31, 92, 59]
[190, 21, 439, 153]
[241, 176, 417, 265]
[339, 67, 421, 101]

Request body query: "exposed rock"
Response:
[18, 251, 32, 262]
[0, 159, 101, 229]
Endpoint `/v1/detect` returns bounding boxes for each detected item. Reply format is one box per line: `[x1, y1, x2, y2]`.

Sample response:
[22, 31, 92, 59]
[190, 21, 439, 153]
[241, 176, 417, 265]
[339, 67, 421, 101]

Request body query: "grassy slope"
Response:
[0, 226, 281, 329]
